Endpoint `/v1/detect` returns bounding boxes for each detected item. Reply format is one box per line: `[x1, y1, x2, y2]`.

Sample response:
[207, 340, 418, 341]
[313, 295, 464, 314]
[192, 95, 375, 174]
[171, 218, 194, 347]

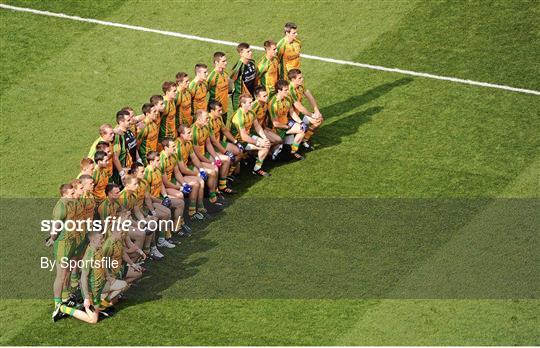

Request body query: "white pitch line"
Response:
[1, 3, 539, 96]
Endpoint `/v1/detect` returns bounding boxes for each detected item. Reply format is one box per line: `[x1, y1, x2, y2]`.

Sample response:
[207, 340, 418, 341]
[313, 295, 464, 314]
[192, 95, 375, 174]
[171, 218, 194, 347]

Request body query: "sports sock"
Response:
[188, 201, 196, 217]
[70, 271, 80, 289]
[228, 163, 237, 176]
[54, 297, 62, 306]
[61, 289, 70, 301]
[197, 199, 205, 210]
[253, 158, 264, 171]
[197, 203, 207, 213]
[304, 127, 315, 141]
[209, 191, 217, 203]
[60, 304, 76, 316]
[100, 299, 113, 308]
[218, 178, 227, 190]
[291, 142, 300, 153]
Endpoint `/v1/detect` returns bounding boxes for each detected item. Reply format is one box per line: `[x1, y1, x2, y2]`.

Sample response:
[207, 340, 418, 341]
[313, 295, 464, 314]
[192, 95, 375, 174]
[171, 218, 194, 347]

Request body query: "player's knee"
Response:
[118, 279, 128, 291]
[89, 314, 99, 324]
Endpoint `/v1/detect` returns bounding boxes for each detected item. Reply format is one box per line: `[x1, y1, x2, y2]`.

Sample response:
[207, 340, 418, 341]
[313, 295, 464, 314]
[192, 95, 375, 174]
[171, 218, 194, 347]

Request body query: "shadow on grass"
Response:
[118, 78, 412, 306]
[320, 77, 413, 120]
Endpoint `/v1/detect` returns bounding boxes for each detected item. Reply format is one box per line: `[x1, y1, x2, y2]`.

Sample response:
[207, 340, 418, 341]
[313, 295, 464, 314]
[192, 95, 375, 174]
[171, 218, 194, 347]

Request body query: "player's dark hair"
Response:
[105, 183, 119, 196]
[213, 51, 226, 63]
[128, 163, 144, 175]
[284, 22, 297, 33]
[94, 150, 107, 163]
[142, 102, 154, 115]
[276, 79, 289, 91]
[150, 95, 164, 106]
[175, 72, 188, 84]
[121, 106, 134, 113]
[264, 40, 276, 49]
[208, 100, 222, 111]
[195, 109, 206, 120]
[70, 178, 82, 187]
[116, 109, 130, 123]
[236, 42, 250, 53]
[59, 183, 73, 196]
[147, 151, 159, 162]
[95, 141, 110, 153]
[161, 137, 175, 149]
[178, 124, 190, 135]
[162, 81, 176, 94]
[288, 68, 302, 80]
[195, 63, 207, 73]
[254, 85, 266, 97]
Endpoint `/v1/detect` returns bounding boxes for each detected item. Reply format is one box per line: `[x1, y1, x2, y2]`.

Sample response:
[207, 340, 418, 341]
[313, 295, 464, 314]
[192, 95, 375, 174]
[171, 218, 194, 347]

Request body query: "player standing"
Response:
[230, 43, 257, 110]
[207, 52, 231, 123]
[136, 103, 159, 166]
[257, 40, 280, 97]
[188, 64, 209, 116]
[175, 72, 193, 127]
[159, 81, 178, 142]
[92, 150, 112, 207]
[277, 22, 301, 80]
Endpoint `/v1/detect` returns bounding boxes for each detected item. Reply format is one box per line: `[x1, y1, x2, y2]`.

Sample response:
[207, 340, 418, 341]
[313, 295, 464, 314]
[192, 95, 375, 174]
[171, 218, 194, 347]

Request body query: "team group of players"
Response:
[49, 22, 324, 323]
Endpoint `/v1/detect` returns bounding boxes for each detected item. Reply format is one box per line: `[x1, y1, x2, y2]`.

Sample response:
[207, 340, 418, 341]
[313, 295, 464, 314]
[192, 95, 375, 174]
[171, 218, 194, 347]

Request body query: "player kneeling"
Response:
[175, 125, 212, 221]
[288, 69, 324, 150]
[53, 230, 127, 323]
[269, 80, 306, 160]
[229, 94, 272, 177]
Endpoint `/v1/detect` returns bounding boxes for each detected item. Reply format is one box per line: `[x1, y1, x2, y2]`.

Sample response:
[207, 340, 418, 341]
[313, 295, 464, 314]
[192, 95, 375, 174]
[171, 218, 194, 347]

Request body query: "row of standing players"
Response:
[49, 22, 324, 323]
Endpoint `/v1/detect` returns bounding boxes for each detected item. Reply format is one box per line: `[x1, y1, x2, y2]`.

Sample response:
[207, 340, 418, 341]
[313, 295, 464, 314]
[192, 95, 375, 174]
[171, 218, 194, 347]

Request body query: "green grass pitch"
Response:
[0, 0, 539, 345]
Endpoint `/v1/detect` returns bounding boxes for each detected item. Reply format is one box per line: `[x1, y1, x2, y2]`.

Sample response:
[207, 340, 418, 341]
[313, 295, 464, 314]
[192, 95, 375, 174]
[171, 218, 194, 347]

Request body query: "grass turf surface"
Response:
[0, 0, 539, 345]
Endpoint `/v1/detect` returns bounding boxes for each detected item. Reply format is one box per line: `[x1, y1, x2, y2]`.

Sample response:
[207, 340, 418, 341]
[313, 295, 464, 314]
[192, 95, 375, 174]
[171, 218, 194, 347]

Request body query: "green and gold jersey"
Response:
[113, 131, 132, 168]
[102, 236, 124, 275]
[176, 88, 192, 127]
[82, 245, 107, 301]
[143, 165, 163, 198]
[207, 69, 230, 113]
[159, 150, 177, 182]
[228, 108, 254, 141]
[137, 116, 159, 165]
[80, 191, 95, 220]
[175, 138, 194, 166]
[251, 100, 268, 129]
[257, 55, 279, 95]
[118, 188, 137, 212]
[191, 123, 212, 156]
[159, 97, 178, 141]
[209, 114, 226, 143]
[98, 198, 120, 221]
[188, 80, 209, 114]
[92, 166, 112, 201]
[135, 181, 147, 209]
[52, 198, 76, 242]
[277, 37, 302, 79]
[268, 95, 292, 125]
[289, 81, 305, 109]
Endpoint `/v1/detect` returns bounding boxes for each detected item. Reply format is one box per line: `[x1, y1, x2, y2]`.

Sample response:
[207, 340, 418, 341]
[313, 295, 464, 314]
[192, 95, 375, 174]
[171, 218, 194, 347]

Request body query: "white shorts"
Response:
[245, 135, 262, 151]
